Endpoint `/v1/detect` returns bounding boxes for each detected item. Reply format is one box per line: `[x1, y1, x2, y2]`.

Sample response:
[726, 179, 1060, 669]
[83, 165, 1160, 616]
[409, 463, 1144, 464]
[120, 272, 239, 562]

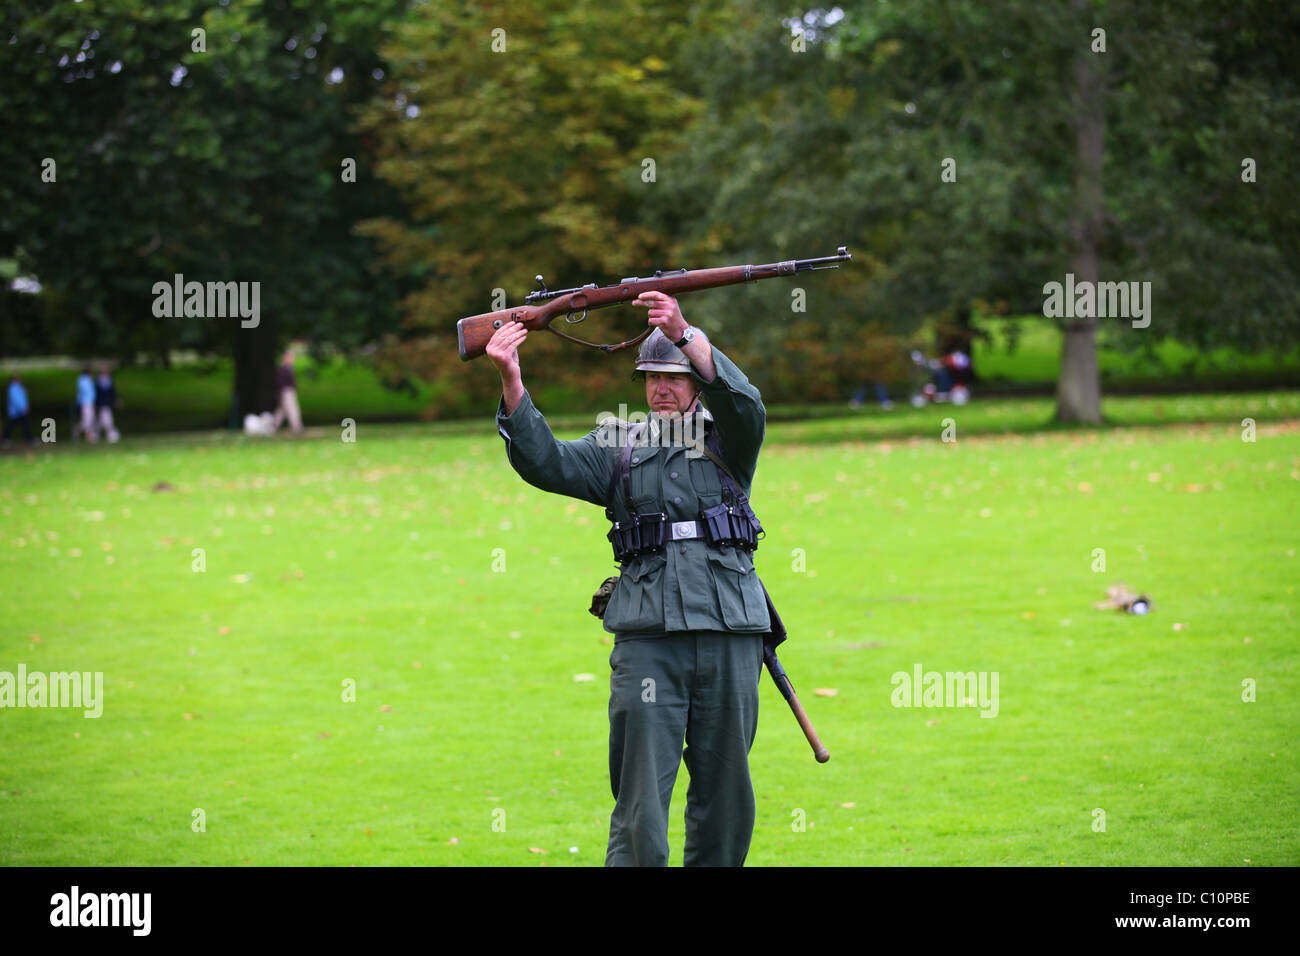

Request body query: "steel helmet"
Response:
[634, 328, 691, 376]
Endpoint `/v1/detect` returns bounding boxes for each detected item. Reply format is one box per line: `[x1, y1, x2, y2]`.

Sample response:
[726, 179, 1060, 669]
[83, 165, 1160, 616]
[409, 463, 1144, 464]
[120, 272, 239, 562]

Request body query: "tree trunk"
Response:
[232, 314, 278, 425]
[1056, 0, 1105, 424]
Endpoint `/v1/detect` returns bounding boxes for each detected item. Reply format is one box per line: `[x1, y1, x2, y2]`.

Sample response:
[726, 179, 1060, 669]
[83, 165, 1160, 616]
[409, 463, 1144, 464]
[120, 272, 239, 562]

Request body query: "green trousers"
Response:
[605, 630, 764, 867]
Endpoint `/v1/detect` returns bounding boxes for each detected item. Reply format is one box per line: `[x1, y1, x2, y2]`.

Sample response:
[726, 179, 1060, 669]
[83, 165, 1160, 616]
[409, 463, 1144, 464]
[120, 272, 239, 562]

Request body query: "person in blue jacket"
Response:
[75, 366, 97, 442]
[3, 375, 36, 447]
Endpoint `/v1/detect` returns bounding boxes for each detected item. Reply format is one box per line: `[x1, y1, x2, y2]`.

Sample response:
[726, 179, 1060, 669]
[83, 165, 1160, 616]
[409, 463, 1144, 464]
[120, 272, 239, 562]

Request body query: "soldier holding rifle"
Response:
[486, 292, 771, 867]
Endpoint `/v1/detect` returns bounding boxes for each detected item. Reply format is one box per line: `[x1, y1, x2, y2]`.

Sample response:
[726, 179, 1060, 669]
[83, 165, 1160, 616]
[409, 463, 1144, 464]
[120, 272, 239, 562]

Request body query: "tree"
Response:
[0, 0, 407, 418]
[652, 0, 1300, 421]
[357, 0, 705, 416]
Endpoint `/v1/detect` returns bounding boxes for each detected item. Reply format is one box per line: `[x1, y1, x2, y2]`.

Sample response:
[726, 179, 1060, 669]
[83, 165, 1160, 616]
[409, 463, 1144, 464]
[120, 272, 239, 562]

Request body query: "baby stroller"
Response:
[909, 350, 971, 406]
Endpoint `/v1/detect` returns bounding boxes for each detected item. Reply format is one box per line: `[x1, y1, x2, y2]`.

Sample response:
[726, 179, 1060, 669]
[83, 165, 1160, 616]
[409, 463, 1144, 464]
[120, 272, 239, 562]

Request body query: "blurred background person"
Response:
[74, 365, 97, 442]
[95, 364, 121, 443]
[3, 374, 36, 448]
[271, 350, 304, 434]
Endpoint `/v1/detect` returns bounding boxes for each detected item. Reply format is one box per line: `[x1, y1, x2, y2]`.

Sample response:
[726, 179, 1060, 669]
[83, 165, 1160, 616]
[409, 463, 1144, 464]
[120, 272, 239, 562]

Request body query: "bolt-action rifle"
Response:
[456, 247, 851, 361]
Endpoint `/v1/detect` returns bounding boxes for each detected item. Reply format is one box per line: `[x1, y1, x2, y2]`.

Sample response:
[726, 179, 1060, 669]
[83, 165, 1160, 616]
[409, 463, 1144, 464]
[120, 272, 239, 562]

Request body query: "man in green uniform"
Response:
[487, 291, 771, 866]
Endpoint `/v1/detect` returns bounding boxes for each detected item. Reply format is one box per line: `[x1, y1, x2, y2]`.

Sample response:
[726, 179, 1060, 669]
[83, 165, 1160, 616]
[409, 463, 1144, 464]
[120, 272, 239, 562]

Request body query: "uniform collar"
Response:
[644, 401, 712, 446]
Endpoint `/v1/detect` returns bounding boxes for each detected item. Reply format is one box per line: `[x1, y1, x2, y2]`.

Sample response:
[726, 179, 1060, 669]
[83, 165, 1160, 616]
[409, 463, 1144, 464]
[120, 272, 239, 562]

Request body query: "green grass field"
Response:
[1, 396, 1297, 866]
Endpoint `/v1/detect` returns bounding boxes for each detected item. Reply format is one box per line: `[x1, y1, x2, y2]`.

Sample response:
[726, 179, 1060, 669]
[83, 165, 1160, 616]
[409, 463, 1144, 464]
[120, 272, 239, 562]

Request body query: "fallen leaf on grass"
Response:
[379, 704, 392, 712]
[573, 673, 595, 682]
[813, 688, 838, 697]
[528, 847, 547, 854]
[317, 732, 331, 738]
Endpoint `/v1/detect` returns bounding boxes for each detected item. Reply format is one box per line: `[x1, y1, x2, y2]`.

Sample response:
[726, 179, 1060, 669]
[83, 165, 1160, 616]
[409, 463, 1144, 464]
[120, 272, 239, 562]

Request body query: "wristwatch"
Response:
[673, 326, 696, 349]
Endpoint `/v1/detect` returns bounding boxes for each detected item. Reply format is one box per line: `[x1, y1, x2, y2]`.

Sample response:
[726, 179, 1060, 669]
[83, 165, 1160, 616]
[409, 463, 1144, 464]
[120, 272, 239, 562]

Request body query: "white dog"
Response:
[242, 412, 276, 436]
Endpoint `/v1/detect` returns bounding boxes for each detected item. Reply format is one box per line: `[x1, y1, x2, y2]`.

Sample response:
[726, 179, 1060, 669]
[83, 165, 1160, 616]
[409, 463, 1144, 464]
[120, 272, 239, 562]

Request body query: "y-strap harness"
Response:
[604, 420, 764, 563]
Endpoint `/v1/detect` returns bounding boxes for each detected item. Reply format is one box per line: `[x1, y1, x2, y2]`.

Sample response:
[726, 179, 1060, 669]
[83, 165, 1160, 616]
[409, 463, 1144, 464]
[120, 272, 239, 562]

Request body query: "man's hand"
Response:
[486, 320, 528, 378]
[632, 291, 688, 342]
[486, 320, 528, 414]
[633, 290, 715, 382]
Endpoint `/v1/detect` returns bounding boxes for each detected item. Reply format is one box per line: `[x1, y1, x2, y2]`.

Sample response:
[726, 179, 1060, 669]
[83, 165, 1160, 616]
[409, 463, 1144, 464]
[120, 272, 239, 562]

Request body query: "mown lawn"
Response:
[1, 401, 1296, 865]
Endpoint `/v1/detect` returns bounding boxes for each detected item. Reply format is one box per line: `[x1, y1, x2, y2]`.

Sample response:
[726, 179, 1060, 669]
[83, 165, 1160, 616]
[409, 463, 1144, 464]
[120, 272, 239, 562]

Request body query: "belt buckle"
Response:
[671, 520, 697, 541]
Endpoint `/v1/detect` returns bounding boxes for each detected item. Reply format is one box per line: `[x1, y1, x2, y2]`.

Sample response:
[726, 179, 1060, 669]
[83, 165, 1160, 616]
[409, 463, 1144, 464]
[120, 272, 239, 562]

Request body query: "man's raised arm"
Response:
[633, 291, 766, 490]
[488, 320, 614, 506]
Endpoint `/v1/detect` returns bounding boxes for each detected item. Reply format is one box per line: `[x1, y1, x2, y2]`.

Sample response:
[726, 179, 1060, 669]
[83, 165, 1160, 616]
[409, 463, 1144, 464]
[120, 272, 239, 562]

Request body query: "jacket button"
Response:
[670, 471, 678, 479]
[673, 496, 681, 503]
[631, 457, 639, 464]
[680, 546, 687, 554]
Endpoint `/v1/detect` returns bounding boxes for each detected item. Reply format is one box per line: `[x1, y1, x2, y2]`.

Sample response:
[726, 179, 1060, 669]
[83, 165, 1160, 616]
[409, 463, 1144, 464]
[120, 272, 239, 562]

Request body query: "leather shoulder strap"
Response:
[700, 426, 745, 501]
[605, 421, 647, 518]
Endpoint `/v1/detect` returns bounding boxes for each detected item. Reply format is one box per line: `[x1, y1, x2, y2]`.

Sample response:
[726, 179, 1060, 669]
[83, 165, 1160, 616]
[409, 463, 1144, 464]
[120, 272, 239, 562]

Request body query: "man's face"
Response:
[645, 371, 699, 416]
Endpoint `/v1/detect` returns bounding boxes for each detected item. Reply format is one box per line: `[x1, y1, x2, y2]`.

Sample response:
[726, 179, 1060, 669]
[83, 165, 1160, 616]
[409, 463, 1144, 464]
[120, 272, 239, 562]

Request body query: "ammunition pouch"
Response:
[608, 511, 667, 562]
[700, 495, 764, 552]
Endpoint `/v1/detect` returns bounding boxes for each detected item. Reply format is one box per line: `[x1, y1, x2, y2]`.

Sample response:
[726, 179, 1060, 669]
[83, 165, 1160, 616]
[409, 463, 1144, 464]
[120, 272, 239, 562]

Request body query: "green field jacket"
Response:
[495, 343, 771, 636]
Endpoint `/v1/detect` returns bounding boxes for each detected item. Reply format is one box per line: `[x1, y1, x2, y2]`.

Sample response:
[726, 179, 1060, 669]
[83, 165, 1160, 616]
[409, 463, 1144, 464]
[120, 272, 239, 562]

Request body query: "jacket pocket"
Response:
[627, 443, 661, 505]
[705, 548, 766, 629]
[605, 552, 667, 632]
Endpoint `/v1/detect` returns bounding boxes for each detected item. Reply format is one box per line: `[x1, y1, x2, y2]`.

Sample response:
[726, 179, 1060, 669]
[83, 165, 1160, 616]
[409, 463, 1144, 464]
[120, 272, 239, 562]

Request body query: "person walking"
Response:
[74, 365, 97, 442]
[94, 365, 121, 443]
[271, 351, 304, 434]
[3, 374, 36, 448]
